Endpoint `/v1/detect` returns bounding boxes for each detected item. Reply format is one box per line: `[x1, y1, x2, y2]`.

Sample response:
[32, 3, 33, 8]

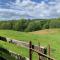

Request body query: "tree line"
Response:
[0, 18, 60, 32]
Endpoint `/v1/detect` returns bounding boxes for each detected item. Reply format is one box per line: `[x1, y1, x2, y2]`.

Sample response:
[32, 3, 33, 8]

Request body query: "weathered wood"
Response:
[29, 41, 32, 60]
[29, 48, 54, 60]
[29, 41, 54, 60]
[38, 42, 41, 60]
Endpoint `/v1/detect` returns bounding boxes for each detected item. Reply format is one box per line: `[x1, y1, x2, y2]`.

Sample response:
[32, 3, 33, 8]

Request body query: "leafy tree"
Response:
[25, 21, 42, 32]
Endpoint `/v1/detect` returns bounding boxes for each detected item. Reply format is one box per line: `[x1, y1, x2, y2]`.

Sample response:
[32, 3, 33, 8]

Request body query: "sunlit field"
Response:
[0, 29, 60, 60]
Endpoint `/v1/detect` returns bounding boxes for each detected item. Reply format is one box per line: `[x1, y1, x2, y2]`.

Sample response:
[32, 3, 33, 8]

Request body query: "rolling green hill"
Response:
[0, 29, 60, 60]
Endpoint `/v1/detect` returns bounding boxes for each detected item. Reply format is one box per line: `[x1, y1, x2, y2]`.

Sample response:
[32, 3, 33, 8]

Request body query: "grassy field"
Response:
[0, 29, 60, 60]
[0, 40, 39, 60]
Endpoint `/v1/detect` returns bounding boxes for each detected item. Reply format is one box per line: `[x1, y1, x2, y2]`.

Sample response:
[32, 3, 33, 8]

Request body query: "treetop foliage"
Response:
[0, 18, 60, 32]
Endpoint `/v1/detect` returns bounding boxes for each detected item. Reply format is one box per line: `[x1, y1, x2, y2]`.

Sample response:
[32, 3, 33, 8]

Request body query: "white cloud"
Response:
[0, 0, 60, 20]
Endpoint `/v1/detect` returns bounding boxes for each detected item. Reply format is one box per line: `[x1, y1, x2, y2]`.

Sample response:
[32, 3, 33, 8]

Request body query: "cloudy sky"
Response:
[0, 0, 60, 20]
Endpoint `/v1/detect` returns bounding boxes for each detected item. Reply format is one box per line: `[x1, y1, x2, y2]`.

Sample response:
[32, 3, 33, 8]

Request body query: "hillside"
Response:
[0, 29, 60, 59]
[30, 28, 60, 34]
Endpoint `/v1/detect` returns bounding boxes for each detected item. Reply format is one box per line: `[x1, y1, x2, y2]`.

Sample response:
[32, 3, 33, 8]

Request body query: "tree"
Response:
[25, 21, 42, 32]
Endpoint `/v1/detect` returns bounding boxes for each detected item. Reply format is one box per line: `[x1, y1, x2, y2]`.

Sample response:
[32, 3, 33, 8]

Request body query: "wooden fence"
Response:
[0, 36, 55, 60]
[29, 41, 54, 60]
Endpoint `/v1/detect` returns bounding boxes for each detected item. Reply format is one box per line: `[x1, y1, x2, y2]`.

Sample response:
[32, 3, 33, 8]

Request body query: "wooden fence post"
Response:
[48, 44, 51, 60]
[29, 41, 54, 60]
[38, 42, 41, 60]
[38, 53, 41, 60]
[29, 41, 32, 60]
[38, 42, 47, 60]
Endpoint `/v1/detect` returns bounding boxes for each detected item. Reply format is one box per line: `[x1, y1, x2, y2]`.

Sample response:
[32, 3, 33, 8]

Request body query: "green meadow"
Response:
[0, 29, 60, 60]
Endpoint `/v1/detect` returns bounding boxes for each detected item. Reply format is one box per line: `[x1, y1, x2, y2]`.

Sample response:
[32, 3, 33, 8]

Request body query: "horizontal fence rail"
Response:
[29, 48, 54, 60]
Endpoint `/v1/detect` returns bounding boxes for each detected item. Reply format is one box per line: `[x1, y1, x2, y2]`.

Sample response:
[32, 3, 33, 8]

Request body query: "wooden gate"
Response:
[29, 41, 54, 60]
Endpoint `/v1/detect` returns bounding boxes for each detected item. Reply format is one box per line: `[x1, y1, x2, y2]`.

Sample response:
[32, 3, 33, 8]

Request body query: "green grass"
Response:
[0, 41, 29, 57]
[0, 29, 60, 60]
[0, 41, 39, 60]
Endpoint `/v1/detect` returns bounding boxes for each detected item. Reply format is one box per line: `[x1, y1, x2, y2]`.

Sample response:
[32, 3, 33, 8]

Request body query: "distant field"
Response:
[0, 29, 60, 60]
